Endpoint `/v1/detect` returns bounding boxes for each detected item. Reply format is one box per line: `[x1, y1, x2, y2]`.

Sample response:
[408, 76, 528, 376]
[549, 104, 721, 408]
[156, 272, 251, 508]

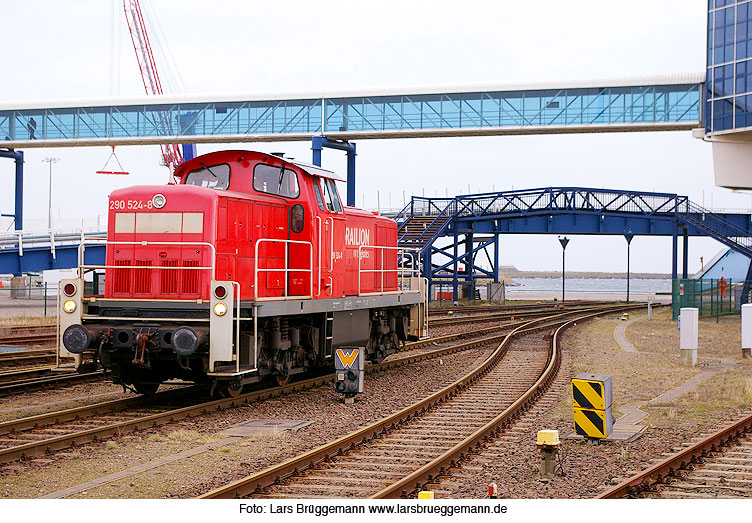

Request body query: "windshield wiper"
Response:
[277, 162, 286, 191]
[200, 162, 219, 180]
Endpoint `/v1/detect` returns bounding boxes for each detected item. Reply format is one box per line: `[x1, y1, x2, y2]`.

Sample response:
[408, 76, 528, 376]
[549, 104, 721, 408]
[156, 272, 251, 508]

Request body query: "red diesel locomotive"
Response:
[58, 150, 426, 394]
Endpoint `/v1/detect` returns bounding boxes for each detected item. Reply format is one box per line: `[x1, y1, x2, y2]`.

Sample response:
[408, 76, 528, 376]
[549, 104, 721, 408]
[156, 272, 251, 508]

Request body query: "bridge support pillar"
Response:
[0, 150, 23, 232]
[682, 227, 689, 279]
[493, 234, 500, 283]
[741, 257, 752, 305]
[311, 137, 356, 207]
[465, 232, 474, 300]
[452, 231, 459, 303]
[671, 221, 678, 281]
[422, 244, 433, 303]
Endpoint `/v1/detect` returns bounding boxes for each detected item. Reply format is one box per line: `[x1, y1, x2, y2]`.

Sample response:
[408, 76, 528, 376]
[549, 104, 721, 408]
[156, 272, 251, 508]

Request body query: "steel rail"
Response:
[428, 304, 606, 326]
[0, 349, 57, 361]
[597, 411, 752, 498]
[0, 365, 64, 384]
[0, 335, 57, 346]
[429, 301, 603, 315]
[0, 315, 541, 464]
[0, 371, 103, 397]
[198, 305, 639, 499]
[372, 308, 620, 498]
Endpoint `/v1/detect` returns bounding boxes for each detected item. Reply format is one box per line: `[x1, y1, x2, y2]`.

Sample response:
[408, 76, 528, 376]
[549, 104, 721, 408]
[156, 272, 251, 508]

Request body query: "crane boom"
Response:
[123, 0, 183, 174]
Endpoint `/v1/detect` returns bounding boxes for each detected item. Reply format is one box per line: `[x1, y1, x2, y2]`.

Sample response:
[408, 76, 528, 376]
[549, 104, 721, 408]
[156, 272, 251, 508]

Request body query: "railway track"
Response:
[598, 411, 752, 499]
[428, 304, 602, 327]
[429, 301, 602, 316]
[0, 365, 69, 385]
[199, 305, 638, 499]
[0, 370, 104, 397]
[0, 326, 56, 347]
[0, 349, 62, 369]
[0, 306, 613, 466]
[0, 305, 574, 398]
[0, 317, 527, 465]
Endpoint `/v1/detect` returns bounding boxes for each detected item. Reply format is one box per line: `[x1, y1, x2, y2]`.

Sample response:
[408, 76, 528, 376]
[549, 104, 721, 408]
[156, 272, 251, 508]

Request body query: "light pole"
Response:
[42, 157, 59, 230]
[558, 237, 569, 302]
[624, 233, 634, 303]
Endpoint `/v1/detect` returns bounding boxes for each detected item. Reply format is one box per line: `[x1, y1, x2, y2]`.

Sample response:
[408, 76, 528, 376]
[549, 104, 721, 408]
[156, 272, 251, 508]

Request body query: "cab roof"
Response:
[176, 150, 345, 182]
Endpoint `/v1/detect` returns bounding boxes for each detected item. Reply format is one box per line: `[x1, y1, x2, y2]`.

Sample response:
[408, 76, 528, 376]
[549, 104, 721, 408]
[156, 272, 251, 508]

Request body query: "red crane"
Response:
[123, 0, 183, 175]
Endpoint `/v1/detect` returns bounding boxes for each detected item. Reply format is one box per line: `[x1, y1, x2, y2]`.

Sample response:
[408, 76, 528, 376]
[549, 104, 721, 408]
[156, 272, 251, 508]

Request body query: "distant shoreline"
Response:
[502, 269, 670, 280]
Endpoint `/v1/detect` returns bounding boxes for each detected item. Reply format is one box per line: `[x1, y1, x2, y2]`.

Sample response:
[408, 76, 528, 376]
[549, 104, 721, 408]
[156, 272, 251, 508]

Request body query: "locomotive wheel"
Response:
[133, 382, 159, 395]
[275, 350, 291, 386]
[225, 383, 244, 398]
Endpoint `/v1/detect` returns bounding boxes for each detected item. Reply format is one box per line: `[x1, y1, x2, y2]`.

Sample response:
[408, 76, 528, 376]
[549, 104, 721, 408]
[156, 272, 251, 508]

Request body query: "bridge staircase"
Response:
[678, 201, 752, 259]
[395, 198, 454, 252]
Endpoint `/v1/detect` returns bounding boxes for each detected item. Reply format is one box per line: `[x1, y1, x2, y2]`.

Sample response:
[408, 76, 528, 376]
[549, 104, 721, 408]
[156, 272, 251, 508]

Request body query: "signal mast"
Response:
[122, 0, 183, 177]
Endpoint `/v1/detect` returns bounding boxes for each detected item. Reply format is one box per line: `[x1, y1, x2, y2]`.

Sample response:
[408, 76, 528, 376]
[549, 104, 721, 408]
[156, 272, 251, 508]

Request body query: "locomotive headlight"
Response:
[213, 302, 227, 316]
[152, 194, 166, 209]
[63, 300, 77, 313]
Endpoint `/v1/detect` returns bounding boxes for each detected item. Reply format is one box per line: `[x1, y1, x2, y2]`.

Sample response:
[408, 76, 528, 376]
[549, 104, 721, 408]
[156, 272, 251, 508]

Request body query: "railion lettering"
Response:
[345, 227, 370, 246]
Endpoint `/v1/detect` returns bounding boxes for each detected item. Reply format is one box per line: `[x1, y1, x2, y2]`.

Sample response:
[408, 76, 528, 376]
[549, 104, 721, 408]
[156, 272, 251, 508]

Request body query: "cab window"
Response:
[313, 180, 325, 211]
[253, 163, 300, 198]
[317, 178, 342, 213]
[184, 163, 230, 189]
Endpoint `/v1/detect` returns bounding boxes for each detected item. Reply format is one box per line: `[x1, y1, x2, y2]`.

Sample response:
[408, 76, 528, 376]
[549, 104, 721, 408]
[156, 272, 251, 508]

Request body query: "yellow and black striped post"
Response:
[572, 373, 613, 439]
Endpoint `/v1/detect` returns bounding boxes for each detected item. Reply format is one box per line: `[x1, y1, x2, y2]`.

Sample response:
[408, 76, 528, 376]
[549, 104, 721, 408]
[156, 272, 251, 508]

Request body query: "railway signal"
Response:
[334, 347, 364, 401]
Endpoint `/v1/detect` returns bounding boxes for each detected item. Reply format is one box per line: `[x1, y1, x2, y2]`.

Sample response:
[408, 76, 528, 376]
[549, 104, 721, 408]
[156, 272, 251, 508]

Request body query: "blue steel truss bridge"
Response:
[395, 187, 752, 301]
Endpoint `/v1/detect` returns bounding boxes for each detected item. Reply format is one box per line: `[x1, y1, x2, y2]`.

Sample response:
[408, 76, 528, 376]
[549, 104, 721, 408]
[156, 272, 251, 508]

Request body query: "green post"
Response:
[699, 280, 703, 316]
[44, 283, 47, 317]
[730, 279, 733, 314]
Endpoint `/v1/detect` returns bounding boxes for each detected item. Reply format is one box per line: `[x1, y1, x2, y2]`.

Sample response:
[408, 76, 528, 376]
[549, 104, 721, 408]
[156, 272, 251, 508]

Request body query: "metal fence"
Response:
[0, 283, 58, 317]
[671, 278, 742, 320]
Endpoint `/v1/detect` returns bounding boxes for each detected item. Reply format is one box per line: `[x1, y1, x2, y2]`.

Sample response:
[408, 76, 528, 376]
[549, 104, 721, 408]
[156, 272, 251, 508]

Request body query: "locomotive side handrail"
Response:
[314, 217, 334, 297]
[76, 238, 217, 281]
[357, 245, 421, 297]
[253, 238, 314, 301]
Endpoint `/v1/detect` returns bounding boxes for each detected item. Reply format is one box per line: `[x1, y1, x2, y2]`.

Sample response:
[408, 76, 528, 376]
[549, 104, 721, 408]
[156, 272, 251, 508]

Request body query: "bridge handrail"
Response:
[397, 187, 752, 259]
[399, 198, 456, 245]
[681, 202, 752, 252]
[0, 228, 107, 258]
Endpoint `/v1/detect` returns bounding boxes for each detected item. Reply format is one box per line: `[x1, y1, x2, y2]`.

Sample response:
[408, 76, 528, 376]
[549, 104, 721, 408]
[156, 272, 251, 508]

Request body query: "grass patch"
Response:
[628, 308, 741, 361]
[645, 361, 752, 426]
[563, 315, 699, 415]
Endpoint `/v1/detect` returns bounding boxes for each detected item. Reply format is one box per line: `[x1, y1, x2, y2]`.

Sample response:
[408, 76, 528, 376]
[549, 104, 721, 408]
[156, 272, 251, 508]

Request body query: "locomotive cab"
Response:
[59, 150, 426, 395]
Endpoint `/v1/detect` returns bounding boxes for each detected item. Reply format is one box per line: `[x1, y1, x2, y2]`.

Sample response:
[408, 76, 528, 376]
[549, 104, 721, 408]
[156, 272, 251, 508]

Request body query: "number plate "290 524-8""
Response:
[109, 199, 154, 210]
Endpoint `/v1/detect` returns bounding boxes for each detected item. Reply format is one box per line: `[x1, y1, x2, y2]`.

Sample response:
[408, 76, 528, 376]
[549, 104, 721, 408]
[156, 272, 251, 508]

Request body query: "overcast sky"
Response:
[0, 0, 737, 275]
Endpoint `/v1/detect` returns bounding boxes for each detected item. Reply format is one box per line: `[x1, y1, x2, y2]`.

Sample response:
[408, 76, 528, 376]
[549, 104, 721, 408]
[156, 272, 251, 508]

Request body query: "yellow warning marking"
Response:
[572, 378, 606, 410]
[573, 407, 607, 438]
[336, 348, 359, 368]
